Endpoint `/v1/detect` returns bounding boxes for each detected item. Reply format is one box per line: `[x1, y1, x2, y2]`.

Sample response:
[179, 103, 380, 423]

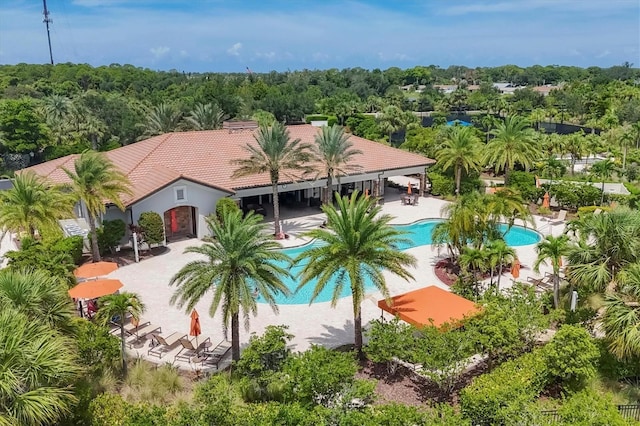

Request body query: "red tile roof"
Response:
[24, 125, 434, 206]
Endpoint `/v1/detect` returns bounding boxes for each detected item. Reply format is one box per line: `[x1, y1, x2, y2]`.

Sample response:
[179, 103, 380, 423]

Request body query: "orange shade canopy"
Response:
[407, 182, 412, 195]
[378, 286, 480, 328]
[68, 279, 123, 299]
[190, 309, 201, 337]
[74, 261, 118, 279]
[511, 259, 521, 279]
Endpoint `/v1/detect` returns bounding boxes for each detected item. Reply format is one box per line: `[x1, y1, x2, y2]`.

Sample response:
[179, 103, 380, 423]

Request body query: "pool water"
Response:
[259, 219, 541, 305]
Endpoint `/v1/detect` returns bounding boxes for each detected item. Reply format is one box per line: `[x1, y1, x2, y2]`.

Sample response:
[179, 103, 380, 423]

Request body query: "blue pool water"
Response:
[259, 219, 541, 305]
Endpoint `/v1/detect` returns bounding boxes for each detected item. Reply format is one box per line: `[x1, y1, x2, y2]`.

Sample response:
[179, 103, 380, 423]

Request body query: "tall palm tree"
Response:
[0, 309, 80, 426]
[231, 122, 315, 236]
[459, 246, 487, 298]
[294, 192, 416, 357]
[486, 187, 533, 231]
[63, 150, 132, 261]
[484, 115, 539, 185]
[534, 235, 571, 308]
[564, 133, 586, 176]
[184, 102, 226, 130]
[0, 172, 74, 238]
[95, 292, 145, 376]
[313, 124, 363, 205]
[170, 210, 291, 362]
[485, 239, 516, 291]
[530, 108, 546, 131]
[436, 125, 482, 195]
[591, 159, 616, 206]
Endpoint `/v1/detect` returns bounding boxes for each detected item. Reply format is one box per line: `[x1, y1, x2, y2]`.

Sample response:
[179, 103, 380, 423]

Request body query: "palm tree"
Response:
[184, 102, 226, 130]
[95, 292, 145, 375]
[294, 192, 416, 357]
[564, 133, 586, 176]
[530, 108, 546, 131]
[0, 172, 74, 238]
[485, 239, 516, 291]
[436, 125, 482, 195]
[0, 269, 75, 333]
[486, 187, 533, 230]
[313, 124, 363, 205]
[63, 150, 132, 261]
[0, 309, 80, 426]
[484, 115, 539, 185]
[144, 103, 182, 137]
[170, 210, 291, 362]
[602, 264, 640, 359]
[590, 159, 616, 206]
[566, 208, 640, 294]
[534, 235, 571, 308]
[231, 122, 315, 236]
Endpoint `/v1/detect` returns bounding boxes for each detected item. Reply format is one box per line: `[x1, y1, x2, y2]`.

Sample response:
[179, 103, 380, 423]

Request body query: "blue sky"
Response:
[1, 0, 638, 72]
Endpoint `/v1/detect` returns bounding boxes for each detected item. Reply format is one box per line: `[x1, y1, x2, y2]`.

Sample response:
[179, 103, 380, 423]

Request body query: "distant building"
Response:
[531, 85, 563, 96]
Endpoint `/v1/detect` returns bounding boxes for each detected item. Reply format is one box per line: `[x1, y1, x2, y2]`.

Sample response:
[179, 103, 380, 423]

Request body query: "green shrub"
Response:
[550, 181, 602, 209]
[459, 350, 549, 425]
[543, 325, 599, 391]
[305, 114, 329, 123]
[138, 212, 164, 246]
[89, 393, 129, 426]
[508, 171, 544, 203]
[97, 219, 126, 255]
[4, 236, 80, 285]
[428, 172, 455, 196]
[74, 319, 120, 374]
[557, 389, 629, 426]
[50, 235, 84, 265]
[365, 318, 416, 371]
[215, 198, 241, 223]
[327, 115, 338, 126]
[577, 205, 611, 216]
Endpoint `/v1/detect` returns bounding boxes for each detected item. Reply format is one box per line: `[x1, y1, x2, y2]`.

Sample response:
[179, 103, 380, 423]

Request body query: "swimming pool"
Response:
[258, 219, 541, 305]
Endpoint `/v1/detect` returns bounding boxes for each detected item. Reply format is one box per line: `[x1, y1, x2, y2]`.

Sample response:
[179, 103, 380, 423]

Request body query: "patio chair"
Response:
[174, 337, 212, 363]
[412, 194, 419, 206]
[148, 332, 187, 359]
[593, 208, 602, 215]
[124, 322, 162, 348]
[199, 340, 232, 370]
[550, 209, 568, 226]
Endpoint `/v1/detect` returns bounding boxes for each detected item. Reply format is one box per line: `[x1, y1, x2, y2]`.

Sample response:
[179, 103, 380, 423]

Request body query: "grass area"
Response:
[116, 360, 195, 405]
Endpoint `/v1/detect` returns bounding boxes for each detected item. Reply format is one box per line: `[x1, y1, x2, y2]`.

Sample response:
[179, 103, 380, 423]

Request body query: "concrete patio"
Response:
[105, 193, 564, 372]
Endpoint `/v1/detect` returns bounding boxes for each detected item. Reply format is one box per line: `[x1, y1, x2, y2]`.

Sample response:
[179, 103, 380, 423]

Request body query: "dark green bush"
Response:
[327, 115, 338, 126]
[508, 171, 543, 203]
[550, 181, 602, 210]
[50, 235, 84, 265]
[543, 325, 599, 391]
[305, 114, 329, 123]
[557, 389, 629, 426]
[97, 219, 126, 255]
[215, 198, 241, 223]
[428, 172, 455, 196]
[138, 212, 164, 246]
[459, 350, 549, 425]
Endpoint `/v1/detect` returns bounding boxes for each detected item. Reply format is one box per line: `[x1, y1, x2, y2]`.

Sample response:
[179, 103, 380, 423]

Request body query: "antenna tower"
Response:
[42, 0, 54, 65]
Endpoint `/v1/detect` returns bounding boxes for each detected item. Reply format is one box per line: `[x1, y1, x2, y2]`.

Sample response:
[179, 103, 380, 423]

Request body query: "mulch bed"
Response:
[434, 258, 458, 287]
[100, 246, 170, 266]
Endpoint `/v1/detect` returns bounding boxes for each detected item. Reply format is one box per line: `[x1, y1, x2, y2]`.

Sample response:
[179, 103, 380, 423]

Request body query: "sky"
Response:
[0, 0, 639, 73]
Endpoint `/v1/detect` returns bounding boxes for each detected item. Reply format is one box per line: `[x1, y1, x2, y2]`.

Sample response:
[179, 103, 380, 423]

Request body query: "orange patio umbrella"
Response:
[74, 261, 119, 279]
[542, 192, 550, 209]
[68, 278, 123, 299]
[364, 188, 370, 198]
[407, 182, 412, 195]
[190, 309, 202, 347]
[511, 259, 521, 279]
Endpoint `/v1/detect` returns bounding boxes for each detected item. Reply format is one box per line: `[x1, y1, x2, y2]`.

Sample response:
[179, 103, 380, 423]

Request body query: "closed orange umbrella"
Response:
[407, 182, 412, 195]
[511, 259, 521, 279]
[190, 309, 201, 347]
[542, 192, 550, 209]
[68, 279, 123, 299]
[74, 261, 119, 279]
[364, 188, 370, 198]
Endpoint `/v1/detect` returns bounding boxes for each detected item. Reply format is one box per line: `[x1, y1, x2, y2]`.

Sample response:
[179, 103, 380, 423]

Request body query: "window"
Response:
[174, 186, 187, 202]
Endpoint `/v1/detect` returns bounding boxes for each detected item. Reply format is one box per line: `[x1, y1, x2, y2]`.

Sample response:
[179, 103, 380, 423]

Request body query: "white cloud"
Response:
[312, 52, 329, 62]
[596, 50, 611, 58]
[442, 0, 638, 15]
[227, 42, 242, 57]
[256, 51, 276, 60]
[179, 50, 189, 58]
[150, 46, 170, 59]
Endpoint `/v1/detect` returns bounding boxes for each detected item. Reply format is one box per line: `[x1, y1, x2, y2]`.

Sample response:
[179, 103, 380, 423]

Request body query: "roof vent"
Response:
[222, 120, 259, 133]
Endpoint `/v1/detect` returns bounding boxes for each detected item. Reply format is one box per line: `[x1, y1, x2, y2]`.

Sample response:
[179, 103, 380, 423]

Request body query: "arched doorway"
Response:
[164, 206, 197, 241]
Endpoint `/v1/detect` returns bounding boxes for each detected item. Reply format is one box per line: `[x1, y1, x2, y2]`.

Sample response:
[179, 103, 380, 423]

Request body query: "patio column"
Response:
[373, 179, 380, 198]
[420, 172, 427, 197]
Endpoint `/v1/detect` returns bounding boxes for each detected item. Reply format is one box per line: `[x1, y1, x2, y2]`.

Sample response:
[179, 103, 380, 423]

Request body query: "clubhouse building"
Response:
[24, 124, 434, 241]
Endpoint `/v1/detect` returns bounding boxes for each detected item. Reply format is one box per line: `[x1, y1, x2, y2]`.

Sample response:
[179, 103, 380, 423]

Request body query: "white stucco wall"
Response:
[128, 179, 230, 239]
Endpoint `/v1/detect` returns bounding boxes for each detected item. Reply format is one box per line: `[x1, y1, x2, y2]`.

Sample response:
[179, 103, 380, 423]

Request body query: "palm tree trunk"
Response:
[455, 165, 462, 196]
[120, 316, 127, 376]
[553, 270, 560, 308]
[231, 312, 240, 362]
[354, 303, 364, 359]
[496, 263, 503, 291]
[504, 164, 510, 186]
[325, 174, 333, 205]
[272, 181, 281, 236]
[571, 157, 576, 176]
[88, 213, 101, 261]
[600, 180, 606, 206]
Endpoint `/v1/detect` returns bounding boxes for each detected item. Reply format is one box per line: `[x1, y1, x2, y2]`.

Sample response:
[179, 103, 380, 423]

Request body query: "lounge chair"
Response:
[174, 337, 212, 363]
[199, 340, 232, 369]
[124, 322, 162, 348]
[593, 208, 602, 215]
[550, 209, 568, 226]
[148, 332, 187, 358]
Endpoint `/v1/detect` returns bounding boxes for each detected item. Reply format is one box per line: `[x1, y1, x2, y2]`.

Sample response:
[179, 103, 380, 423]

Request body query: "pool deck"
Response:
[107, 193, 564, 372]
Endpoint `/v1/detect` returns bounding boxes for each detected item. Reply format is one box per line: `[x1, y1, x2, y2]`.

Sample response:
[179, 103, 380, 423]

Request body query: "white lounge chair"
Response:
[148, 332, 187, 359]
[550, 209, 567, 226]
[198, 340, 232, 369]
[174, 337, 211, 362]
